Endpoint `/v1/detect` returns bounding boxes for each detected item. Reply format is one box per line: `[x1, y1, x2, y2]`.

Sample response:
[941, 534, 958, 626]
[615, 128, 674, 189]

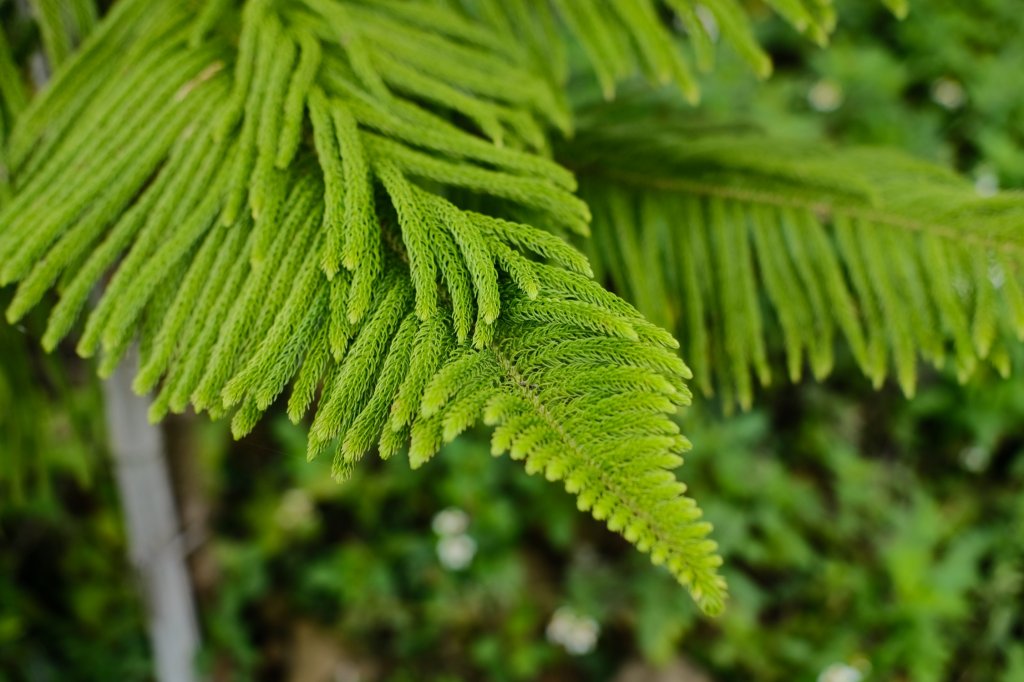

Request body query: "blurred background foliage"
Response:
[3, 0, 1024, 680]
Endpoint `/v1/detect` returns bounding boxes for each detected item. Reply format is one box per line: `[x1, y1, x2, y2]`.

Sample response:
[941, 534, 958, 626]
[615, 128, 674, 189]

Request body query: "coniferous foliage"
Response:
[0, 0, 1016, 617]
[0, 0, 731, 614]
[570, 108, 1024, 408]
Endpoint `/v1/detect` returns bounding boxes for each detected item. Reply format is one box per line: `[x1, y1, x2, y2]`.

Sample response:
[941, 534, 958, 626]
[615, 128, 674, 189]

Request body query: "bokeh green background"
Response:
[2, 1, 1024, 680]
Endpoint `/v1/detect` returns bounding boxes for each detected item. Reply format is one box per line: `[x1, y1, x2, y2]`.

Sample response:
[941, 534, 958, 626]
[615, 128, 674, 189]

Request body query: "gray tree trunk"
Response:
[103, 349, 201, 682]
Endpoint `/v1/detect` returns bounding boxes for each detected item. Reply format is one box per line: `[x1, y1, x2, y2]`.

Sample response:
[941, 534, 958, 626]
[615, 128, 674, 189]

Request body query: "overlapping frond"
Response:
[26, 0, 97, 69]
[0, 0, 585, 364]
[0, 7, 29, 199]
[450, 0, 907, 102]
[0, 0, 724, 611]
[569, 115, 1024, 409]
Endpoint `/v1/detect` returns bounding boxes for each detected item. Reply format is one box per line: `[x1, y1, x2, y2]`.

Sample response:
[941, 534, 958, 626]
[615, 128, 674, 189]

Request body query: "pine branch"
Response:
[27, 0, 97, 69]
[450, 0, 905, 100]
[0, 0, 100, 504]
[566, 112, 1024, 408]
[0, 7, 27, 199]
[0, 0, 727, 612]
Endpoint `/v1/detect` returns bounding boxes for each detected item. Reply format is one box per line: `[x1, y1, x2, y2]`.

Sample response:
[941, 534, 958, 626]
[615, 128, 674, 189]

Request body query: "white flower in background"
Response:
[960, 445, 988, 473]
[974, 166, 999, 197]
[436, 534, 476, 570]
[817, 663, 863, 682]
[808, 79, 844, 112]
[432, 507, 476, 570]
[546, 607, 600, 656]
[431, 507, 469, 536]
[931, 77, 967, 110]
[275, 488, 315, 531]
